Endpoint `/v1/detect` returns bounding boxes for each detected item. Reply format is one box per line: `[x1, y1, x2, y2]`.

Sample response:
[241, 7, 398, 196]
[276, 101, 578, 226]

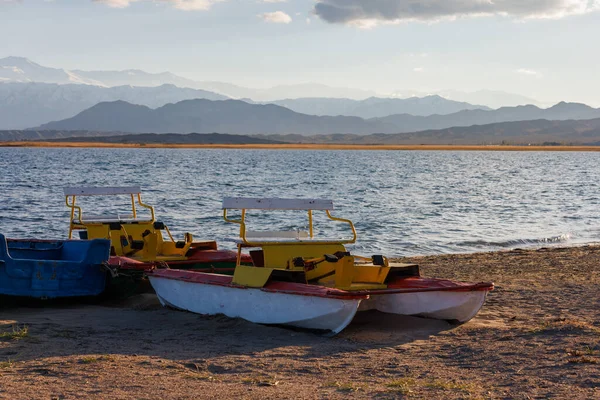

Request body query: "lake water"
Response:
[1, 147, 599, 257]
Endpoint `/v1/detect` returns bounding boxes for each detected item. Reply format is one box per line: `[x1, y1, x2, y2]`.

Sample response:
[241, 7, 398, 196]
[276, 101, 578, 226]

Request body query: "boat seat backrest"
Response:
[84, 221, 166, 256]
[79, 213, 135, 223]
[86, 224, 111, 240]
[245, 230, 309, 240]
[121, 222, 164, 242]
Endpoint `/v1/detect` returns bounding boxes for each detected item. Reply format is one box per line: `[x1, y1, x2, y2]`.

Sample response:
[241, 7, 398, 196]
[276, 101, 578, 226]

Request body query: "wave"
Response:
[455, 233, 572, 249]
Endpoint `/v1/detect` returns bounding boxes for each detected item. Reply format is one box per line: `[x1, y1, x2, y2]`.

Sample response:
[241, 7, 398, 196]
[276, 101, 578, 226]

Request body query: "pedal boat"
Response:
[1, 235, 152, 298]
[148, 198, 494, 335]
[64, 186, 250, 272]
[0, 234, 113, 298]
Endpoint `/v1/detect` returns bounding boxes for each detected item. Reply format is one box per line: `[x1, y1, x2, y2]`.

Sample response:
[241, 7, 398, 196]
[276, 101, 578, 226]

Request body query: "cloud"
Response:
[170, 0, 220, 10]
[413, 67, 424, 72]
[259, 10, 292, 23]
[93, 0, 222, 10]
[94, 0, 132, 7]
[516, 68, 541, 76]
[313, 0, 600, 26]
[260, 0, 287, 3]
[350, 18, 379, 29]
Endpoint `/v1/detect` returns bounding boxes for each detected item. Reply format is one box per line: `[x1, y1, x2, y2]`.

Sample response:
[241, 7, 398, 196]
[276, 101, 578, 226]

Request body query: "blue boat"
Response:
[0, 234, 111, 298]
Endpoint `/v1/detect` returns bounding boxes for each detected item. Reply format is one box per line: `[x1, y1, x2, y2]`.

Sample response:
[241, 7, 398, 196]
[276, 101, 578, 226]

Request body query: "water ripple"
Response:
[0, 148, 599, 256]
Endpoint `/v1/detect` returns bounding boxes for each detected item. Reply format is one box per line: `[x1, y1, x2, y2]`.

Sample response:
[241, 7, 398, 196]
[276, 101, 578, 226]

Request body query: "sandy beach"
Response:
[1, 245, 599, 399]
[2, 141, 600, 151]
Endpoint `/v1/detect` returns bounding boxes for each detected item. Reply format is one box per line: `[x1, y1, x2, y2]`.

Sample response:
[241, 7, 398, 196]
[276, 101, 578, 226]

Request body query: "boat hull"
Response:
[149, 274, 362, 334]
[356, 276, 492, 323]
[359, 290, 489, 323]
[148, 269, 493, 334]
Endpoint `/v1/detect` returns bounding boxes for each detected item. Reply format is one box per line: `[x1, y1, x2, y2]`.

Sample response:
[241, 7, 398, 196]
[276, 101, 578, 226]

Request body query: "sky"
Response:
[1, 0, 599, 106]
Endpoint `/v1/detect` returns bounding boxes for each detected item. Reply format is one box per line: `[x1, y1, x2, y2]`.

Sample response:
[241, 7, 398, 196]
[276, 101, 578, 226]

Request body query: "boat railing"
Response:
[64, 186, 194, 257]
[64, 186, 155, 239]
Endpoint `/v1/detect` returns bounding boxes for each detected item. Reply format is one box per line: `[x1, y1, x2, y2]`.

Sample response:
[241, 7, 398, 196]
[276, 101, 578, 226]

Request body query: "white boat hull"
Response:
[148, 270, 492, 334]
[359, 290, 489, 323]
[148, 275, 361, 334]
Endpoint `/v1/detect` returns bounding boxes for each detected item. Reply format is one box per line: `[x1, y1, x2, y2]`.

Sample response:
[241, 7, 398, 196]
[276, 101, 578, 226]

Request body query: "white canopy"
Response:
[222, 197, 334, 210]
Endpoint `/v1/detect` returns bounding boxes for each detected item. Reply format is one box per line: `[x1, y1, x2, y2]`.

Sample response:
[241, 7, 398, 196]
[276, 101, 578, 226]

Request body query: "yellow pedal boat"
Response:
[148, 197, 494, 335]
[65, 186, 250, 271]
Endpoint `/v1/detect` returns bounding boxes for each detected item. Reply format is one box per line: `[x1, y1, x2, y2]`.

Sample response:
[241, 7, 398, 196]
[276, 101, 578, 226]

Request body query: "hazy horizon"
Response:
[1, 1, 599, 106]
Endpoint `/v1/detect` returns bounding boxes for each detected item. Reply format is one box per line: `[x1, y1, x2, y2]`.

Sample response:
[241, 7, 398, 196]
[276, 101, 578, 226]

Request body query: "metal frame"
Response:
[65, 186, 155, 239]
[222, 197, 357, 252]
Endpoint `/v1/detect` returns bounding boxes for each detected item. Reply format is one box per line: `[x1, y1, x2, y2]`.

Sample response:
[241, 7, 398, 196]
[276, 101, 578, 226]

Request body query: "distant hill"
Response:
[34, 98, 600, 136]
[265, 95, 490, 118]
[257, 118, 600, 145]
[48, 132, 282, 145]
[9, 118, 600, 146]
[35, 99, 395, 135]
[0, 130, 282, 144]
[0, 82, 227, 129]
[0, 130, 126, 142]
[369, 102, 600, 133]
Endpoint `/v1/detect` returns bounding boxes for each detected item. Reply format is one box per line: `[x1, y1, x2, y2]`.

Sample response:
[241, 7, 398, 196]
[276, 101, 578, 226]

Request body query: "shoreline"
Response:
[2, 141, 600, 151]
[2, 244, 599, 399]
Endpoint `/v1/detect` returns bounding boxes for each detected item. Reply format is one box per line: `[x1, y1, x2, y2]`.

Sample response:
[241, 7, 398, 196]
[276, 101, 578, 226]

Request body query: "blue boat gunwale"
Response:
[2, 236, 109, 262]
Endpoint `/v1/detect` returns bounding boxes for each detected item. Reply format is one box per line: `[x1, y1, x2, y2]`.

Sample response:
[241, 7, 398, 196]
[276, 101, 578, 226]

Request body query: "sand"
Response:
[2, 141, 600, 151]
[1, 245, 599, 399]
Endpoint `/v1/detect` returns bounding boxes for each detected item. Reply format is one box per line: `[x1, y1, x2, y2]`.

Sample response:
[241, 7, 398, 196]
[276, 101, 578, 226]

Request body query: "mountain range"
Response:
[0, 81, 492, 129]
[1, 56, 104, 86]
[3, 56, 599, 142]
[371, 102, 600, 133]
[389, 89, 546, 109]
[263, 96, 489, 118]
[0, 82, 227, 129]
[0, 57, 379, 101]
[1, 56, 542, 106]
[34, 99, 600, 136]
[35, 99, 394, 135]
